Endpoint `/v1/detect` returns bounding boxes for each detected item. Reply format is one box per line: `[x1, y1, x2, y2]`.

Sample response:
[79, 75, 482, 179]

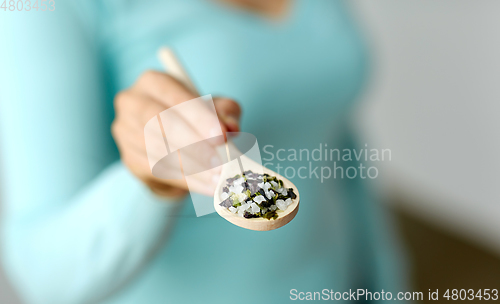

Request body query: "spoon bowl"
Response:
[213, 142, 300, 231]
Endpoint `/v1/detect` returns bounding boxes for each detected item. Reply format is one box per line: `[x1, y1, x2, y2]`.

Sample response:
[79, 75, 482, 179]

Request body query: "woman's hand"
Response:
[112, 70, 241, 198]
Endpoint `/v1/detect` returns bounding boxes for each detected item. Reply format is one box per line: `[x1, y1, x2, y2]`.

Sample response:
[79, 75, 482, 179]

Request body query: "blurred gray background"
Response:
[352, 0, 500, 301]
[353, 0, 500, 252]
[0, 265, 19, 303]
[1, 0, 499, 303]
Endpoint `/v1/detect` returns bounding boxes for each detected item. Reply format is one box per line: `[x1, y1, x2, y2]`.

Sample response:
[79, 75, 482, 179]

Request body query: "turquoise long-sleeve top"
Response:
[0, 0, 408, 303]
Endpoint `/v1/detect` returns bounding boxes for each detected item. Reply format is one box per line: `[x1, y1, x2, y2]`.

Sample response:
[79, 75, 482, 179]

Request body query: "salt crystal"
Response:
[250, 203, 260, 214]
[253, 195, 266, 204]
[229, 185, 244, 194]
[240, 203, 250, 211]
[234, 177, 245, 185]
[265, 190, 274, 200]
[235, 193, 247, 202]
[276, 199, 287, 210]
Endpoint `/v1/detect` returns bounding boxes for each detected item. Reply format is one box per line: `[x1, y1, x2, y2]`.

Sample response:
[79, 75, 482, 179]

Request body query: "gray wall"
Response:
[0, 270, 21, 304]
[0, 203, 22, 303]
[352, 0, 500, 254]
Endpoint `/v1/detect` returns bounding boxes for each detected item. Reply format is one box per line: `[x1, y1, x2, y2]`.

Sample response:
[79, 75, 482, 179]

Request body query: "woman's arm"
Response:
[0, 4, 182, 304]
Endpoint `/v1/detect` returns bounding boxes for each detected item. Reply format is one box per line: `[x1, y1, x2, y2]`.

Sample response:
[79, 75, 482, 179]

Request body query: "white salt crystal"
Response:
[229, 206, 237, 213]
[234, 177, 245, 185]
[250, 202, 260, 214]
[285, 198, 292, 207]
[240, 203, 250, 211]
[235, 193, 247, 202]
[229, 185, 244, 194]
[253, 195, 266, 204]
[276, 199, 287, 210]
[265, 190, 274, 200]
[220, 192, 229, 200]
[270, 181, 279, 188]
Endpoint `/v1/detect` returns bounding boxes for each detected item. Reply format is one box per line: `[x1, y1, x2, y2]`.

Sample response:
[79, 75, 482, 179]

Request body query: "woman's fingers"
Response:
[113, 94, 224, 194]
[116, 90, 221, 167]
[121, 144, 218, 196]
[214, 97, 241, 134]
[133, 70, 195, 107]
[135, 71, 227, 143]
[113, 70, 243, 197]
[117, 121, 222, 191]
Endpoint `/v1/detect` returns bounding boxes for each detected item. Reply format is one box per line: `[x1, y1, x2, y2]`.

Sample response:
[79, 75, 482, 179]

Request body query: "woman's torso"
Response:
[98, 0, 371, 302]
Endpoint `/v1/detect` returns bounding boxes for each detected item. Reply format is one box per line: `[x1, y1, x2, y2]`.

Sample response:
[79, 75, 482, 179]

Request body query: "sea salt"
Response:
[276, 199, 287, 211]
[250, 202, 260, 214]
[219, 170, 297, 220]
[229, 184, 244, 194]
[253, 195, 266, 204]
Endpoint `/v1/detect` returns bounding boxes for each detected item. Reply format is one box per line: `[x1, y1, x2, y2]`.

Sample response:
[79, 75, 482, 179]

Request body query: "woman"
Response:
[0, 0, 407, 303]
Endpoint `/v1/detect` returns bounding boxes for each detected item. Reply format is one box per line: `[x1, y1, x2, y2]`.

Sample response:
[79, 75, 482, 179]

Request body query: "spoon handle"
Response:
[158, 47, 244, 159]
[158, 47, 200, 96]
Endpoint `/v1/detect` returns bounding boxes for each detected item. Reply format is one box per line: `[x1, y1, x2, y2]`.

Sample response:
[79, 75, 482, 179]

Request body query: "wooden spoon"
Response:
[158, 47, 300, 231]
